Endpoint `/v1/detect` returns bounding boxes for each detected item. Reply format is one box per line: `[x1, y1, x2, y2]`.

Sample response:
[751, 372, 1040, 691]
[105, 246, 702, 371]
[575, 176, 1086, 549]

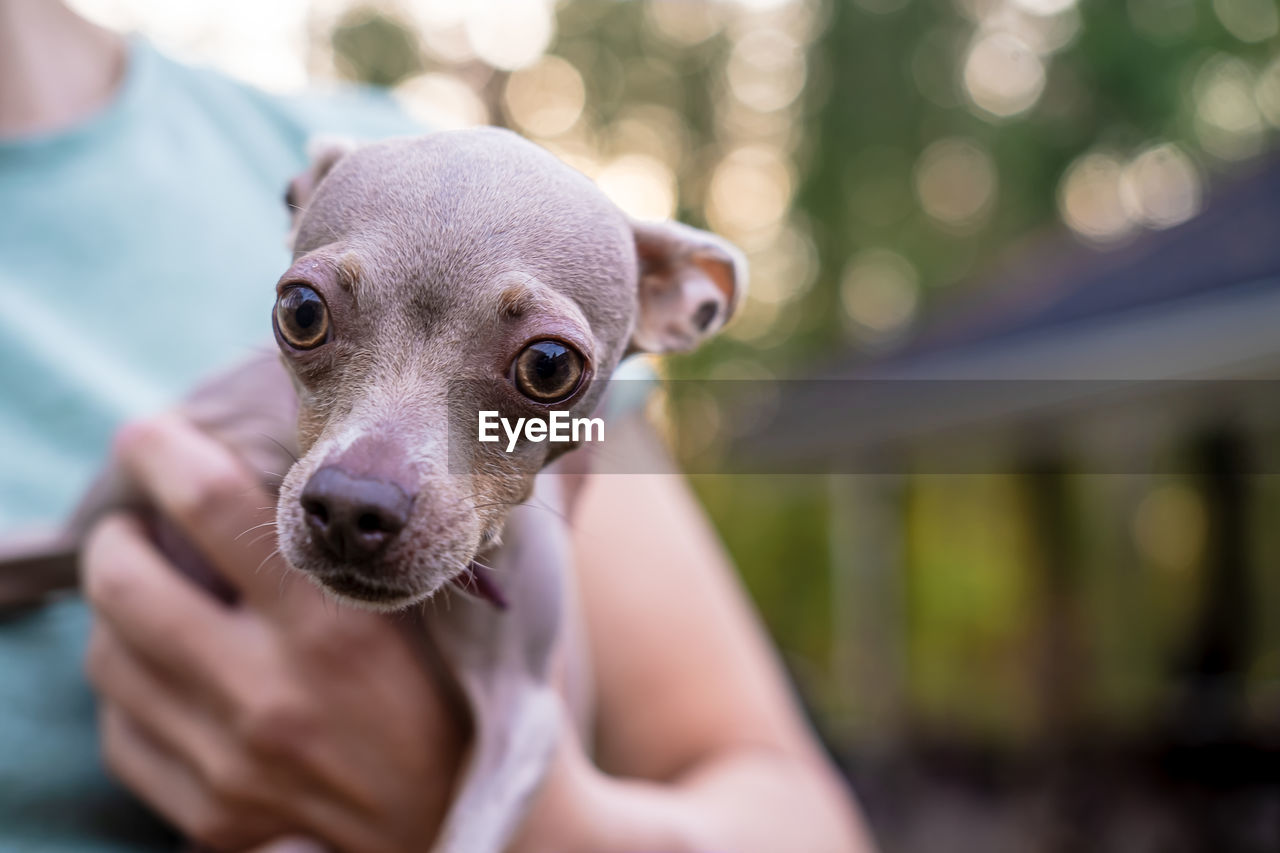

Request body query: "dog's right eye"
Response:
[274, 286, 330, 350]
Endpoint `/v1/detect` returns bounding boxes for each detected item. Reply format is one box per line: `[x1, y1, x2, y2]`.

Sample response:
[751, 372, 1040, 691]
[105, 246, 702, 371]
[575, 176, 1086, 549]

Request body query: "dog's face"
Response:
[272, 129, 744, 610]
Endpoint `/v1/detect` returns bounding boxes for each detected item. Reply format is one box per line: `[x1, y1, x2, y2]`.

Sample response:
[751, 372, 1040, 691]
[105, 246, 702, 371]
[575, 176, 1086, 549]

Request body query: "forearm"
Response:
[571, 748, 873, 853]
[566, 456, 877, 853]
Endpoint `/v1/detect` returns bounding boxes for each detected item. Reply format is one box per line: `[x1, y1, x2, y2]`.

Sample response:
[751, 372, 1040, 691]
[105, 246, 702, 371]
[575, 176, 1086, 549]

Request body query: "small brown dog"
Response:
[8, 128, 746, 851]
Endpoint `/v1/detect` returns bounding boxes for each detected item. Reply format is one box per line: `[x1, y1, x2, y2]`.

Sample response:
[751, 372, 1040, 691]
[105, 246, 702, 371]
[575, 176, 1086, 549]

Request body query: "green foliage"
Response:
[689, 475, 834, 663]
[331, 8, 422, 88]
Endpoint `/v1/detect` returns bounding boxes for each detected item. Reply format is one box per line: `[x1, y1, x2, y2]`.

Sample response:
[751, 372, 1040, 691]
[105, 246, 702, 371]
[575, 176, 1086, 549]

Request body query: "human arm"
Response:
[510, 420, 877, 853]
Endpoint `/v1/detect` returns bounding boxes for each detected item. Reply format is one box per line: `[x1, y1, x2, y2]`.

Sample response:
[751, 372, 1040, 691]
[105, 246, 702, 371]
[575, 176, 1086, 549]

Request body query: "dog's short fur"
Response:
[13, 128, 746, 851]
[274, 130, 743, 614]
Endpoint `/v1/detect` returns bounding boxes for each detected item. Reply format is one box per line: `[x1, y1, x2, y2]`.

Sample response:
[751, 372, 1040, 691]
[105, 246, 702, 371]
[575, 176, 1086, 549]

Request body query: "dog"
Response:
[0, 128, 746, 851]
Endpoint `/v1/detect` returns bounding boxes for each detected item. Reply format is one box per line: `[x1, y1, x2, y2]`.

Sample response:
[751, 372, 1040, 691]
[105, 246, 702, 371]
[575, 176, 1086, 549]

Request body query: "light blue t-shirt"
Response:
[0, 38, 416, 849]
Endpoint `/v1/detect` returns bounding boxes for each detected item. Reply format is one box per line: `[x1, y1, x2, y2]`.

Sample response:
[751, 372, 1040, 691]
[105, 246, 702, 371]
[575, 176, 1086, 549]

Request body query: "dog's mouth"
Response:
[309, 569, 420, 607]
[306, 560, 508, 611]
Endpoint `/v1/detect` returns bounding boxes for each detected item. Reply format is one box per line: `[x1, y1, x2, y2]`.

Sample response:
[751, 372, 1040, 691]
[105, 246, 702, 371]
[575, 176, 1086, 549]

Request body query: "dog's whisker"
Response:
[259, 432, 300, 464]
[255, 547, 281, 576]
[233, 484, 268, 502]
[235, 520, 277, 541]
[470, 498, 571, 526]
[525, 499, 571, 522]
[469, 557, 507, 576]
[247, 530, 278, 548]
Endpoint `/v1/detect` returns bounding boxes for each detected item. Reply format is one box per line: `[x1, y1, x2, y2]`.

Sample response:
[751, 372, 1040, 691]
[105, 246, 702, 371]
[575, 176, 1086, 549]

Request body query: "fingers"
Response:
[86, 619, 230, 782]
[83, 515, 241, 696]
[100, 704, 280, 851]
[86, 549, 353, 849]
[112, 413, 292, 611]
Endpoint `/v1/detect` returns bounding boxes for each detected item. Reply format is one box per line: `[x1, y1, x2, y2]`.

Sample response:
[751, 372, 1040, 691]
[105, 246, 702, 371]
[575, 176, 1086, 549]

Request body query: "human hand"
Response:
[505, 724, 728, 853]
[83, 414, 466, 852]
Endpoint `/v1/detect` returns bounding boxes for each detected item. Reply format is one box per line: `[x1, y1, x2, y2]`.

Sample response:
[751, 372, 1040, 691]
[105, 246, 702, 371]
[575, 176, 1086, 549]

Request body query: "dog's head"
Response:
[272, 129, 745, 610]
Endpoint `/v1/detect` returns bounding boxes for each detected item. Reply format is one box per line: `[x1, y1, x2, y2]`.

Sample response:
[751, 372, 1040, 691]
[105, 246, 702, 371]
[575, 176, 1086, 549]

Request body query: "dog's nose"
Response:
[300, 465, 412, 563]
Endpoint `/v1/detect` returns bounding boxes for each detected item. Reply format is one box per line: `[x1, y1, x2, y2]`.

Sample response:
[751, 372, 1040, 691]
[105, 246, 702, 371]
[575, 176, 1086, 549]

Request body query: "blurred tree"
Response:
[331, 7, 422, 88]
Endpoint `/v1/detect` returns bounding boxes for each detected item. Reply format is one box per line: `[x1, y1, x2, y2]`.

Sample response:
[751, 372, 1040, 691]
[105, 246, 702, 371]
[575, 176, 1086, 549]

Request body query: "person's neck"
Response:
[0, 0, 126, 137]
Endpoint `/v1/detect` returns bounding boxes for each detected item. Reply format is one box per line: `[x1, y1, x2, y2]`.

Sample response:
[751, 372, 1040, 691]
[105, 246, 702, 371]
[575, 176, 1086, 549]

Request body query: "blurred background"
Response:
[69, 0, 1280, 850]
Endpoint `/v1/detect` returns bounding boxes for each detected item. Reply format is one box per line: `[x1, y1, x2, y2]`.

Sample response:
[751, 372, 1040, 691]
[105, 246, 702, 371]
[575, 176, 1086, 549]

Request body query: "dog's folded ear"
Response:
[629, 219, 748, 353]
[285, 136, 357, 233]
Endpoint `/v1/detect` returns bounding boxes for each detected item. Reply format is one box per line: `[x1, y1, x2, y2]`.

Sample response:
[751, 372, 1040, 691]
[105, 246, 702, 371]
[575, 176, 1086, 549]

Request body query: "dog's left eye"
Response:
[274, 285, 330, 350]
[513, 340, 585, 403]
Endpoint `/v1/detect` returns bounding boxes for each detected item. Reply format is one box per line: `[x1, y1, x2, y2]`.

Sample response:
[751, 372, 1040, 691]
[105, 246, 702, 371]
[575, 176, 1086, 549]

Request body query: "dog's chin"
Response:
[283, 545, 465, 612]
[302, 569, 431, 612]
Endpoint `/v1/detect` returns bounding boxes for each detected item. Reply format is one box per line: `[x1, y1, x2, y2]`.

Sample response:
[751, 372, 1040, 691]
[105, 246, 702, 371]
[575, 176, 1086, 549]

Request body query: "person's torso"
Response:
[0, 38, 415, 850]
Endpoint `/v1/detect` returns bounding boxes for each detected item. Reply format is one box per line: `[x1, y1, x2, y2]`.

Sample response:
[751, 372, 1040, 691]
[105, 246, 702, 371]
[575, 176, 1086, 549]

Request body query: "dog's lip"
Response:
[310, 569, 418, 604]
[456, 561, 508, 610]
[310, 563, 509, 611]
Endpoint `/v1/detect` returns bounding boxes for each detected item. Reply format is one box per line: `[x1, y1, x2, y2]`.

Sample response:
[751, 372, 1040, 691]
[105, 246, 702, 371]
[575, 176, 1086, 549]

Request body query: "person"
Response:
[0, 0, 876, 850]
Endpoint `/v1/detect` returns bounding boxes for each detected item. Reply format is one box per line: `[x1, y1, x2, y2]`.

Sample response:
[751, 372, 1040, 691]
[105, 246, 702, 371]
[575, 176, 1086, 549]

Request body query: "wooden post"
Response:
[826, 472, 907, 750]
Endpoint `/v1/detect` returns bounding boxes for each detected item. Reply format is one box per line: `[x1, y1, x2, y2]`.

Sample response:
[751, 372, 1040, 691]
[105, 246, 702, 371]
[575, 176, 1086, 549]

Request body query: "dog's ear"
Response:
[285, 137, 356, 231]
[629, 220, 748, 353]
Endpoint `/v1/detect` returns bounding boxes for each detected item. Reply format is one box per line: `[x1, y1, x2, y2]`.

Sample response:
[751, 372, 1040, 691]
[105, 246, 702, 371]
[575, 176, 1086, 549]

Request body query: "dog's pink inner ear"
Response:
[630, 220, 748, 354]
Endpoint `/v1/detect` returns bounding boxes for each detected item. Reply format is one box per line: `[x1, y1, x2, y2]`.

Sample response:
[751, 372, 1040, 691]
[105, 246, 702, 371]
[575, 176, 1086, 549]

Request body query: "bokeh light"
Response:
[1256, 55, 1280, 128]
[1119, 142, 1203, 229]
[726, 28, 807, 114]
[463, 0, 555, 71]
[606, 105, 688, 176]
[595, 154, 677, 221]
[503, 55, 587, 138]
[1212, 0, 1280, 43]
[1011, 0, 1077, 15]
[707, 145, 795, 240]
[644, 0, 726, 47]
[1057, 151, 1136, 244]
[408, 0, 478, 66]
[746, 220, 819, 305]
[914, 137, 998, 232]
[963, 30, 1046, 119]
[1193, 54, 1266, 161]
[395, 72, 488, 130]
[840, 249, 920, 342]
